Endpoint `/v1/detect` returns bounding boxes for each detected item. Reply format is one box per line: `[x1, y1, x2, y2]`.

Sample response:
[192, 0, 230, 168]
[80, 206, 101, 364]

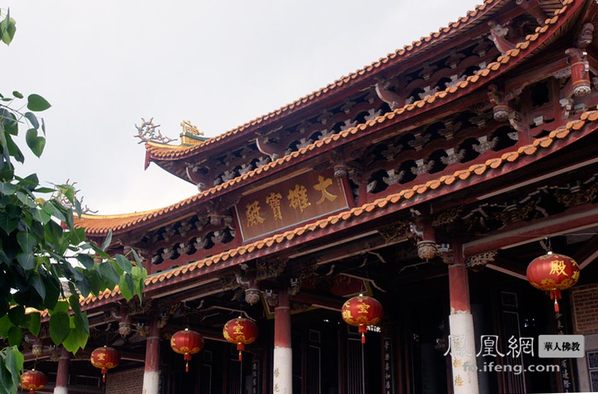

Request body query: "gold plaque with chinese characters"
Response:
[235, 170, 349, 241]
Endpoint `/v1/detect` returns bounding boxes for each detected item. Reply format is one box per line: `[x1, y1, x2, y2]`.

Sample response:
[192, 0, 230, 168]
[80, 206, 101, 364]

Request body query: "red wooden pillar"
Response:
[53, 347, 69, 394]
[448, 243, 479, 394]
[142, 319, 161, 394]
[273, 288, 292, 394]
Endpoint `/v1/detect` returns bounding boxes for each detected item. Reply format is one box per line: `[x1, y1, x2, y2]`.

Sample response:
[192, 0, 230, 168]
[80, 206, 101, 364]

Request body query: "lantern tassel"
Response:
[184, 353, 191, 373]
[359, 325, 367, 345]
[550, 290, 561, 314]
[237, 343, 245, 361]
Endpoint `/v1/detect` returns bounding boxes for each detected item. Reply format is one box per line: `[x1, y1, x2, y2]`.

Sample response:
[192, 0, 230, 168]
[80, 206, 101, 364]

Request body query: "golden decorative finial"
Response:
[180, 120, 203, 136]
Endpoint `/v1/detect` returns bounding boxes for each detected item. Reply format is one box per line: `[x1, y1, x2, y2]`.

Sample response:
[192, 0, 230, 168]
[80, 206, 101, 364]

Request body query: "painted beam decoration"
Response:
[235, 169, 349, 241]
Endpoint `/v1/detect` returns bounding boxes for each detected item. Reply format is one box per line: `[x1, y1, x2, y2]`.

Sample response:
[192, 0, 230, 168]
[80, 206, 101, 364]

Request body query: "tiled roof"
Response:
[76, 107, 598, 310]
[145, 0, 508, 161]
[78, 0, 576, 236]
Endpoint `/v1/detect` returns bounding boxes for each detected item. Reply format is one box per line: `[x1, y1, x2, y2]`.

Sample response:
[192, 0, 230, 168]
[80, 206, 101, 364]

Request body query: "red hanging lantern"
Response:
[170, 328, 204, 372]
[223, 317, 258, 361]
[20, 369, 47, 393]
[90, 346, 120, 383]
[342, 294, 383, 345]
[527, 251, 580, 314]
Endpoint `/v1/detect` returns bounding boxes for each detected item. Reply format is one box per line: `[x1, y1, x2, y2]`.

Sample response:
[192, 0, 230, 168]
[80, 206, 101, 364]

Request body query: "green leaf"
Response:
[97, 261, 119, 285]
[101, 230, 113, 251]
[51, 300, 69, 315]
[119, 274, 134, 300]
[0, 15, 16, 45]
[0, 315, 13, 337]
[0, 182, 16, 195]
[25, 312, 41, 336]
[12, 91, 23, 99]
[62, 312, 89, 353]
[26, 94, 51, 112]
[1, 346, 24, 394]
[16, 253, 35, 270]
[115, 254, 132, 272]
[16, 231, 36, 253]
[43, 201, 66, 222]
[77, 254, 94, 269]
[30, 274, 46, 300]
[0, 211, 18, 234]
[16, 191, 36, 208]
[31, 207, 51, 225]
[49, 311, 70, 344]
[25, 128, 45, 157]
[5, 133, 24, 163]
[24, 112, 39, 130]
[7, 326, 22, 346]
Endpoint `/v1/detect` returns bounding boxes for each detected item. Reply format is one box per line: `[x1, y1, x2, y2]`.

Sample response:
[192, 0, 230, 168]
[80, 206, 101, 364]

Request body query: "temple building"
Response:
[22, 0, 598, 392]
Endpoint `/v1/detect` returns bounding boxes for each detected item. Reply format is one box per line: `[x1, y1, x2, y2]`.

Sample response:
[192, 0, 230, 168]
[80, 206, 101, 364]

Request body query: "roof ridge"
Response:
[146, 0, 507, 160]
[77, 1, 575, 235]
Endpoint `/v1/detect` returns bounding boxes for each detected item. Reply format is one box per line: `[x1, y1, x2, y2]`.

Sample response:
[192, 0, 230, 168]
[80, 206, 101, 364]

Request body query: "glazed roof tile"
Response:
[76, 106, 598, 309]
[78, 0, 575, 235]
[146, 0, 509, 161]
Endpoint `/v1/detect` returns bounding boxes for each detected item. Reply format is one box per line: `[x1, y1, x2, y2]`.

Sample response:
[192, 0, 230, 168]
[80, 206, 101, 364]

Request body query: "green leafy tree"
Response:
[0, 9, 147, 394]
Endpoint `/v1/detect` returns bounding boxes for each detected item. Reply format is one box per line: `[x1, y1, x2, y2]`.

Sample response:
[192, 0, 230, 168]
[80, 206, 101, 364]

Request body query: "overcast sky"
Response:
[4, 0, 480, 214]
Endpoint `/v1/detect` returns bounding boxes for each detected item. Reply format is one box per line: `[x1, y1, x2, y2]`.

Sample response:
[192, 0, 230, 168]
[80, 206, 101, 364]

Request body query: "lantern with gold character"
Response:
[223, 317, 258, 361]
[20, 369, 47, 393]
[341, 294, 383, 345]
[526, 251, 580, 314]
[170, 328, 204, 372]
[90, 345, 120, 383]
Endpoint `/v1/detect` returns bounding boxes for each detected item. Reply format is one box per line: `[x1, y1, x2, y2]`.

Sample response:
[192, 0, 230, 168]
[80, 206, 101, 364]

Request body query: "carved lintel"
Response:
[432, 207, 462, 227]
[488, 21, 515, 54]
[185, 163, 211, 190]
[408, 133, 431, 151]
[440, 147, 465, 166]
[473, 135, 498, 154]
[466, 251, 497, 269]
[375, 80, 404, 109]
[256, 137, 281, 160]
[447, 50, 464, 69]
[411, 158, 433, 176]
[255, 259, 287, 281]
[383, 169, 404, 186]
[378, 222, 409, 243]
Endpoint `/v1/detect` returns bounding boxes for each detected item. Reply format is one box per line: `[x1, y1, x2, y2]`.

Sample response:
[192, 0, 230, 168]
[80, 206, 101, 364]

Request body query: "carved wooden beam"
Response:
[488, 21, 515, 54]
[374, 80, 404, 109]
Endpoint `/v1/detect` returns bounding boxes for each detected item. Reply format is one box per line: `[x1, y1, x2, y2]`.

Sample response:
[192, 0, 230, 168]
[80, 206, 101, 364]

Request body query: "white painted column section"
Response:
[142, 319, 160, 394]
[448, 244, 479, 394]
[53, 347, 69, 394]
[273, 288, 292, 394]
